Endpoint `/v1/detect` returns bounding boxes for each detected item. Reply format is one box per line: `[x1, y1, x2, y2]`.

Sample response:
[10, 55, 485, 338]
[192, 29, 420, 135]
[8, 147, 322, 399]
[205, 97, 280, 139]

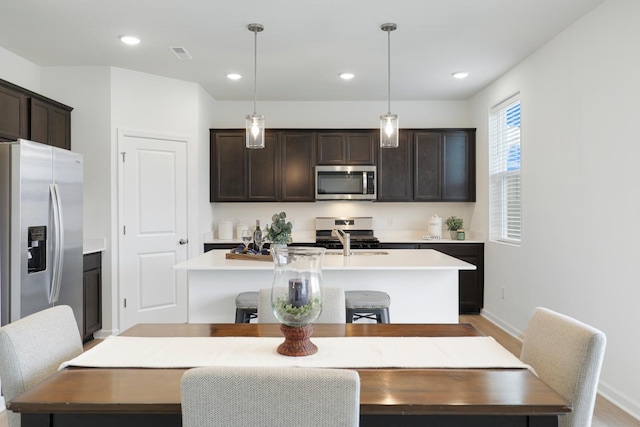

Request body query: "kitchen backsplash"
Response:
[209, 201, 477, 238]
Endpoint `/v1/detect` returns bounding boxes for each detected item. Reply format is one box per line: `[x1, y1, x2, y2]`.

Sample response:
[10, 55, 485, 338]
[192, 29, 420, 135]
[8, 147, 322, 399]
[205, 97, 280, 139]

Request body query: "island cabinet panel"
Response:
[0, 78, 72, 149]
[378, 242, 484, 314]
[317, 131, 377, 165]
[419, 243, 484, 314]
[280, 131, 316, 201]
[0, 83, 29, 141]
[83, 252, 102, 342]
[377, 131, 413, 201]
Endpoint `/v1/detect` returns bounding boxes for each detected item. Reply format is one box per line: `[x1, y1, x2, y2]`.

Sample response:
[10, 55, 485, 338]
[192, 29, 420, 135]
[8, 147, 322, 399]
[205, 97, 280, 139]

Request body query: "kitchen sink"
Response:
[325, 250, 389, 256]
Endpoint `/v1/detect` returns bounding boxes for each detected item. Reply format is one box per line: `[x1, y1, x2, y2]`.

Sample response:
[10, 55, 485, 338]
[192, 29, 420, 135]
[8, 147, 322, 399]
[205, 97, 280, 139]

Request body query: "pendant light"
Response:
[246, 23, 265, 149]
[380, 23, 399, 148]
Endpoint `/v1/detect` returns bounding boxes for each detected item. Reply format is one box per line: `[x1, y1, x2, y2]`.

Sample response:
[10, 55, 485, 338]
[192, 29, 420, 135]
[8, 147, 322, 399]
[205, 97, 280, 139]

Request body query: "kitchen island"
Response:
[174, 249, 475, 323]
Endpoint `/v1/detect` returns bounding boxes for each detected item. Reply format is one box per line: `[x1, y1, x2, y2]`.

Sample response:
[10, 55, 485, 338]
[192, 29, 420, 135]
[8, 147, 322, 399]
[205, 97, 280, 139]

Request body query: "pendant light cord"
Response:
[387, 27, 391, 115]
[253, 27, 258, 115]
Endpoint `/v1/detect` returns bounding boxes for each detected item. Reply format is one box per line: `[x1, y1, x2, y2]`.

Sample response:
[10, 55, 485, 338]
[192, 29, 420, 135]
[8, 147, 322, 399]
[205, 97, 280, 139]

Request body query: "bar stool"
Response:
[235, 292, 258, 323]
[345, 290, 390, 323]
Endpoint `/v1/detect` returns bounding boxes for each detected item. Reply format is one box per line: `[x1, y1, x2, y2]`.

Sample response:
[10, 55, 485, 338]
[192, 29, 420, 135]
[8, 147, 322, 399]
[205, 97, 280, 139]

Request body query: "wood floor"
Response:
[1, 316, 638, 427]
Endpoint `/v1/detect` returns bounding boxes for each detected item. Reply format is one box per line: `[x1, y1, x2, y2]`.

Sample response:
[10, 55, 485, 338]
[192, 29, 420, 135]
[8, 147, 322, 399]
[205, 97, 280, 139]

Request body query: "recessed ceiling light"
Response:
[452, 72, 469, 79]
[119, 35, 140, 45]
[227, 73, 242, 80]
[339, 73, 355, 80]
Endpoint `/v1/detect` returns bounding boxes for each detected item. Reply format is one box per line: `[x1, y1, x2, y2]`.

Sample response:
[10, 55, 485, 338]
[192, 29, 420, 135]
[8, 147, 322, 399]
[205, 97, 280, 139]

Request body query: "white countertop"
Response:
[174, 249, 476, 272]
[83, 238, 106, 254]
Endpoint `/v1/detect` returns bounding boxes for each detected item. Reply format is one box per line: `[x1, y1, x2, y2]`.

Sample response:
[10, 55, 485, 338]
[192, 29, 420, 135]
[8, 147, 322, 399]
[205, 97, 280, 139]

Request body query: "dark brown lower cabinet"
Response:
[83, 252, 102, 342]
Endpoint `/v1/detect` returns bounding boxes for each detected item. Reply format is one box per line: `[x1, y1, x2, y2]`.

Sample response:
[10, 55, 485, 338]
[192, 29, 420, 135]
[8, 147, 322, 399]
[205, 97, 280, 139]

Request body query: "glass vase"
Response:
[270, 246, 325, 356]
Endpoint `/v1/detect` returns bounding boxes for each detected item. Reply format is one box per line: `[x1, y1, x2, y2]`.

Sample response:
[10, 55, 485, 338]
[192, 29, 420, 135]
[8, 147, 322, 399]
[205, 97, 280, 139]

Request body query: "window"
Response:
[489, 95, 521, 244]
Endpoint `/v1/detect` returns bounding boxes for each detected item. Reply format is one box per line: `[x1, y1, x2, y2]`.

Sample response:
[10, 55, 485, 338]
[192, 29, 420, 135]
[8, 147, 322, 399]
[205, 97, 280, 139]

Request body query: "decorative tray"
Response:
[225, 252, 272, 262]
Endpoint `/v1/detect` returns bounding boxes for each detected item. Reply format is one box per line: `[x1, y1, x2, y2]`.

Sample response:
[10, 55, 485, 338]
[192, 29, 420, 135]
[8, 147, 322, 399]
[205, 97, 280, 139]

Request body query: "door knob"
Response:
[179, 239, 188, 245]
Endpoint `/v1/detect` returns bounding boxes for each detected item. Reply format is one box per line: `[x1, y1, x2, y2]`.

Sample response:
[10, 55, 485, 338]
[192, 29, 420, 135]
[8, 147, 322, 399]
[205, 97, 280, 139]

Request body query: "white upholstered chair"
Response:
[181, 366, 360, 427]
[520, 307, 606, 427]
[258, 287, 346, 323]
[0, 305, 83, 427]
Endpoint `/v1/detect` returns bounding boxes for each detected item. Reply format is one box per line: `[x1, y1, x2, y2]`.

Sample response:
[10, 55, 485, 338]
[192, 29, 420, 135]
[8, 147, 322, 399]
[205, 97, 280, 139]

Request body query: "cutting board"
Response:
[225, 252, 272, 262]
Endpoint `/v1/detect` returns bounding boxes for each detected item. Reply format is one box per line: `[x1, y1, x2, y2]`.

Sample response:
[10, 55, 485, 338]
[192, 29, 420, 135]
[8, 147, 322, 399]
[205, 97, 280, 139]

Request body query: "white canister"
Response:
[218, 219, 234, 240]
[427, 214, 442, 239]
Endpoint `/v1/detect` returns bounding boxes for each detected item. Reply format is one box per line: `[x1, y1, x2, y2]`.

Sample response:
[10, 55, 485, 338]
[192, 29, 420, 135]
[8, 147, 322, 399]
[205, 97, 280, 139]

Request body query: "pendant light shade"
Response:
[380, 23, 398, 149]
[246, 23, 265, 149]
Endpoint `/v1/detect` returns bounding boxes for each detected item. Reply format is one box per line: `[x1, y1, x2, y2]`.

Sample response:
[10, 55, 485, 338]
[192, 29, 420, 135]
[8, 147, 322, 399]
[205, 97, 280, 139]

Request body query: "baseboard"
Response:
[598, 383, 640, 423]
[479, 309, 523, 341]
[94, 328, 119, 339]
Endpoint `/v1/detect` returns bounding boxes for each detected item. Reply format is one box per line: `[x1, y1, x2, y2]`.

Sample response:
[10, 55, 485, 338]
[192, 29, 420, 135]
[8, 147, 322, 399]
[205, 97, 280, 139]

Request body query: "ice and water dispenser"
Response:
[27, 226, 47, 273]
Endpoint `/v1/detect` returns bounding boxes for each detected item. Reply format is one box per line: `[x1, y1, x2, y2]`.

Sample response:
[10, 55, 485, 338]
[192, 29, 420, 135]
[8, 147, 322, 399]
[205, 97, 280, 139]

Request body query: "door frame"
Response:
[116, 129, 192, 333]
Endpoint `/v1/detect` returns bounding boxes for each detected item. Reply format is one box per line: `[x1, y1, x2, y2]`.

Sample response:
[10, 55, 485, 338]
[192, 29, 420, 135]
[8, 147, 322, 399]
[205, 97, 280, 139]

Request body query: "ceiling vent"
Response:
[169, 46, 193, 60]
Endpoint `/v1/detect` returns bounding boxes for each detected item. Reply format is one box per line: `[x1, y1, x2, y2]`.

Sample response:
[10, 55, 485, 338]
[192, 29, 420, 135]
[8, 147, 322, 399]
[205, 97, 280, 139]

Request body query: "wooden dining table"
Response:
[8, 323, 570, 427]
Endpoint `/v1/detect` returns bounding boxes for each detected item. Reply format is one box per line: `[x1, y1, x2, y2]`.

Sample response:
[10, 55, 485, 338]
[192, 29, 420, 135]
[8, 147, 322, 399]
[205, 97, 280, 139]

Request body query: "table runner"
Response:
[60, 336, 529, 370]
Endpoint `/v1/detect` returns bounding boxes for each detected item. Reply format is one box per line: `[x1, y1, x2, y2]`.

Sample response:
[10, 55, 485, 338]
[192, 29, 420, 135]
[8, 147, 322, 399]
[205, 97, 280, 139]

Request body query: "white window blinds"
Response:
[489, 95, 521, 244]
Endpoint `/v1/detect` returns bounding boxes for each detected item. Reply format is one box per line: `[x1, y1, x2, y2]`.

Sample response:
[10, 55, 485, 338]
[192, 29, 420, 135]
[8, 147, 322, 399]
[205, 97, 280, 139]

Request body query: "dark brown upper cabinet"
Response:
[211, 128, 474, 203]
[30, 98, 72, 150]
[280, 131, 316, 202]
[414, 130, 475, 202]
[413, 131, 443, 201]
[441, 130, 475, 201]
[377, 131, 413, 201]
[317, 131, 376, 165]
[210, 131, 247, 201]
[378, 129, 476, 202]
[210, 130, 316, 202]
[247, 133, 279, 201]
[0, 83, 29, 141]
[0, 79, 72, 150]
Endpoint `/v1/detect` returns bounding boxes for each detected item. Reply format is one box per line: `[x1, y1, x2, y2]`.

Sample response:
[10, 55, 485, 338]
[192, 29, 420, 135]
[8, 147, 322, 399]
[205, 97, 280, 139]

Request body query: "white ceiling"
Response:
[0, 0, 603, 101]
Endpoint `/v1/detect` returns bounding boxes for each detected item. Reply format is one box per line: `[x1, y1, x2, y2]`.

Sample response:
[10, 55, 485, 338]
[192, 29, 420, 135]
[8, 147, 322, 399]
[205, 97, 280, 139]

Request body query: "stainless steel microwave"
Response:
[315, 165, 377, 200]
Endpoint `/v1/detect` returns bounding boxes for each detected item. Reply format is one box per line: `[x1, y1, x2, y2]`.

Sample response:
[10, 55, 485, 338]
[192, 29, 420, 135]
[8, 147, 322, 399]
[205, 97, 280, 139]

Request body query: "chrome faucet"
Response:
[332, 229, 351, 256]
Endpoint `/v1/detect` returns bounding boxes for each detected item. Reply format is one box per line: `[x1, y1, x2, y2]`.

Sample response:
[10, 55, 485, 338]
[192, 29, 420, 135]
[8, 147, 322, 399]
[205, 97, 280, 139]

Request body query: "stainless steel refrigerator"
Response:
[0, 139, 83, 334]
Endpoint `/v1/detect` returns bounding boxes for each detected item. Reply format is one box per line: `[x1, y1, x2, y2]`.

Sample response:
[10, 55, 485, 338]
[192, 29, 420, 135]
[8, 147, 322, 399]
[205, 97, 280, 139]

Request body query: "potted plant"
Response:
[445, 216, 463, 239]
[265, 212, 293, 246]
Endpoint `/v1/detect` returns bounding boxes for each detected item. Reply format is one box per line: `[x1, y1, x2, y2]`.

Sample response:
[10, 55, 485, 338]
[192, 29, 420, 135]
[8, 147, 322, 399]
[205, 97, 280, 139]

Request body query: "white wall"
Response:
[40, 66, 114, 333]
[0, 46, 40, 91]
[211, 100, 471, 129]
[108, 67, 207, 333]
[470, 0, 640, 418]
[197, 87, 218, 246]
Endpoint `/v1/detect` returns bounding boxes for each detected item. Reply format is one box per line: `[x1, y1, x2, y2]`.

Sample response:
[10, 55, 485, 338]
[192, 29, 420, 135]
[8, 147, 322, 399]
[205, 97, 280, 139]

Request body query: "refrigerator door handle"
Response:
[49, 183, 65, 304]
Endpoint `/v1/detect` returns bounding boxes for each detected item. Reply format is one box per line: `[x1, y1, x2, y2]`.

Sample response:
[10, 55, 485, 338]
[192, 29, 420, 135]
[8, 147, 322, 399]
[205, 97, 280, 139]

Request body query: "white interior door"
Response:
[119, 132, 188, 330]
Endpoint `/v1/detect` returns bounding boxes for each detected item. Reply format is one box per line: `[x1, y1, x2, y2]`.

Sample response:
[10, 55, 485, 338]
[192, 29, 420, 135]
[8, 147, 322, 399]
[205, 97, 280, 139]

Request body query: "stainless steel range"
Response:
[315, 217, 380, 250]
